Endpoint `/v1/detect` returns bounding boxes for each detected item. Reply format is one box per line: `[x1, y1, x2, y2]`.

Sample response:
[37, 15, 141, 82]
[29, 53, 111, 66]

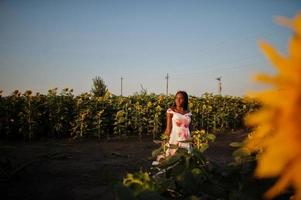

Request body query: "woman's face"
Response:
[175, 93, 185, 108]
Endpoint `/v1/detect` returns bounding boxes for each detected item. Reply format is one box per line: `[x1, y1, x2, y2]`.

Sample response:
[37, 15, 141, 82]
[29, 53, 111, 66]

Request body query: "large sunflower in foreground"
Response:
[244, 13, 301, 199]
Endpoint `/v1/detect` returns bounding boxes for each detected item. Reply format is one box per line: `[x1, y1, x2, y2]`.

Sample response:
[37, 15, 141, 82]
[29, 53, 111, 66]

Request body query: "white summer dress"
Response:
[166, 108, 192, 155]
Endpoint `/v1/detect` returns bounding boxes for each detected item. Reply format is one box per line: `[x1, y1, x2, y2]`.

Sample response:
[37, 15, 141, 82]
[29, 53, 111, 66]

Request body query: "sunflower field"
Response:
[0, 88, 257, 141]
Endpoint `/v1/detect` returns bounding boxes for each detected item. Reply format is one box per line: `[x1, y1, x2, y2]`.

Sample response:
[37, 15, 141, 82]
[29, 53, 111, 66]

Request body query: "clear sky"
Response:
[0, 0, 300, 96]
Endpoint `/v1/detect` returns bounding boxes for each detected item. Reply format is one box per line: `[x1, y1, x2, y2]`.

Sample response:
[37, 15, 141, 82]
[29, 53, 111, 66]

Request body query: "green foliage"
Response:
[0, 90, 259, 140]
[123, 171, 157, 196]
[191, 129, 216, 152]
[116, 144, 282, 200]
[47, 88, 75, 138]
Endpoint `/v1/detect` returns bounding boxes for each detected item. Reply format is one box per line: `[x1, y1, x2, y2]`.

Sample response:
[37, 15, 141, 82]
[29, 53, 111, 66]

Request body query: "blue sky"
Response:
[0, 0, 300, 96]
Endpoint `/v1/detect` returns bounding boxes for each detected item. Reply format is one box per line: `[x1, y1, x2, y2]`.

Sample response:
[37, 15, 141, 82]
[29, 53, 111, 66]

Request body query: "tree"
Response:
[91, 76, 108, 97]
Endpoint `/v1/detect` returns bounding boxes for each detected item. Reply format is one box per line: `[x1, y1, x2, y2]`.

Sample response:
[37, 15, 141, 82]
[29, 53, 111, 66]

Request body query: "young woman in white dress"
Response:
[164, 91, 192, 156]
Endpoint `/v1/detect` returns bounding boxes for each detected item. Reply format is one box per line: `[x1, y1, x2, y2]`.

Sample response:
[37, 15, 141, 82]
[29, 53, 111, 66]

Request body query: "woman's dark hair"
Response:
[174, 90, 189, 110]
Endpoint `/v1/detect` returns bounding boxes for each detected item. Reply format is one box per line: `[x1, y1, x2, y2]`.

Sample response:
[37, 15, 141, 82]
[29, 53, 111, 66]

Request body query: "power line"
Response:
[190, 27, 287, 59]
[172, 47, 286, 76]
[171, 59, 267, 79]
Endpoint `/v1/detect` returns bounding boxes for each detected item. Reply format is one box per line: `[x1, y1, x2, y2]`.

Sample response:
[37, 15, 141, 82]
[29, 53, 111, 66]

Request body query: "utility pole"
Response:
[165, 73, 169, 95]
[216, 76, 222, 95]
[120, 76, 123, 96]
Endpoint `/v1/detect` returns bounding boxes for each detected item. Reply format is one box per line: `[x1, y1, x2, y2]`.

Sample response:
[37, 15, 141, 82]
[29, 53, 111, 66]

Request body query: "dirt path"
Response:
[204, 129, 249, 164]
[0, 130, 248, 200]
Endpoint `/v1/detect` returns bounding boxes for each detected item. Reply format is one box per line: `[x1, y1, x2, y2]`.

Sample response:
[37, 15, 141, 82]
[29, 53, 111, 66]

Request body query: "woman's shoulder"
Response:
[166, 107, 175, 114]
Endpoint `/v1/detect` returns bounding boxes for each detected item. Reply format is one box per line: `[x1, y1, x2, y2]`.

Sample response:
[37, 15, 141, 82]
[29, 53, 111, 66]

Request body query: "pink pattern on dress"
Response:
[175, 118, 189, 140]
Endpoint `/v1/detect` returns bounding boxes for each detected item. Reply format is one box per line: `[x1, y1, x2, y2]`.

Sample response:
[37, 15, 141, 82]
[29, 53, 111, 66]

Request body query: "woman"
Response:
[165, 91, 192, 156]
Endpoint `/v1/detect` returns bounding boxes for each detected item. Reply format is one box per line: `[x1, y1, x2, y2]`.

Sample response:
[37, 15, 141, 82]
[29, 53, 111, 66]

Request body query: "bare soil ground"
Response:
[0, 130, 248, 200]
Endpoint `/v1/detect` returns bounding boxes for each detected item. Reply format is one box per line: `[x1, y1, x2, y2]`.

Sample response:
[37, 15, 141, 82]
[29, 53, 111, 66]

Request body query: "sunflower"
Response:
[244, 12, 301, 199]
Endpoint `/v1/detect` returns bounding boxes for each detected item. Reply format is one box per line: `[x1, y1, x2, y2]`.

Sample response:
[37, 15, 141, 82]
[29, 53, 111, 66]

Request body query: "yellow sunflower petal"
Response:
[244, 12, 301, 199]
[259, 41, 290, 74]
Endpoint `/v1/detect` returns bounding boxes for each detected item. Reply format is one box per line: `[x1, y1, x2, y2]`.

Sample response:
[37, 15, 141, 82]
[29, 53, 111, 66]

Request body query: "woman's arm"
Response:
[165, 112, 172, 137]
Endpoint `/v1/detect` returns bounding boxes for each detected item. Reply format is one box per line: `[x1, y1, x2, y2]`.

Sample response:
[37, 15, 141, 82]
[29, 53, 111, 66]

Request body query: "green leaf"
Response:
[229, 142, 243, 148]
[199, 143, 209, 153]
[206, 133, 216, 141]
[152, 146, 164, 158]
[158, 154, 182, 168]
[232, 148, 251, 162]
